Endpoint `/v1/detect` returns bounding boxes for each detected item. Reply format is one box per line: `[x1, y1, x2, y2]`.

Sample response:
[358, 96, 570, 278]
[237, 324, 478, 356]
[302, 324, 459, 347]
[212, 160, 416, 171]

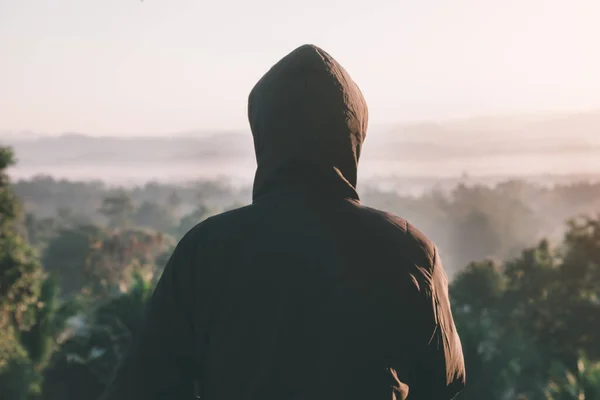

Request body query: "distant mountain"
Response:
[363, 109, 600, 156]
[0, 130, 42, 141]
[373, 110, 600, 144]
[0, 131, 256, 166]
[2, 109, 600, 182]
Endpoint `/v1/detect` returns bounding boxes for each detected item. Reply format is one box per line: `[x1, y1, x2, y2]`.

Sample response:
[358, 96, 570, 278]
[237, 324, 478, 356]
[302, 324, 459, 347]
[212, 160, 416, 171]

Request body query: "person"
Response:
[100, 44, 466, 400]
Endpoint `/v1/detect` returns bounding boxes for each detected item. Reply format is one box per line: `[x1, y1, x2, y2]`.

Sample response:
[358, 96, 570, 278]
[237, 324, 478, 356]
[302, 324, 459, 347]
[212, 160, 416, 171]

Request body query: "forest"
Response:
[1, 144, 599, 399]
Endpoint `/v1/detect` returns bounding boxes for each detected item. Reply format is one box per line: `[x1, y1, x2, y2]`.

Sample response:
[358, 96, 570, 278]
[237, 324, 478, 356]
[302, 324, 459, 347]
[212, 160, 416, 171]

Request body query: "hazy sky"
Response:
[1, 0, 599, 136]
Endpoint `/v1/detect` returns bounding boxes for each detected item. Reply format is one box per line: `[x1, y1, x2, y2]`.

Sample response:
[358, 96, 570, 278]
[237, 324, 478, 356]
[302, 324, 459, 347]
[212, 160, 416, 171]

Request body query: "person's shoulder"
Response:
[355, 203, 437, 267]
[182, 204, 256, 242]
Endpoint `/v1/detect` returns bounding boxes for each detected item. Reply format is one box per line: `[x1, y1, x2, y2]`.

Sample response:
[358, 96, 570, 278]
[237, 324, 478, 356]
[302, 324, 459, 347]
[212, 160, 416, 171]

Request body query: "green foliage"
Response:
[42, 224, 104, 299]
[133, 201, 176, 233]
[19, 277, 82, 368]
[0, 146, 45, 399]
[82, 227, 173, 298]
[41, 272, 153, 400]
[0, 353, 39, 400]
[545, 357, 600, 400]
[166, 190, 182, 211]
[452, 218, 600, 400]
[0, 146, 43, 335]
[98, 192, 135, 229]
[42, 224, 174, 300]
[0, 147, 81, 400]
[23, 214, 59, 250]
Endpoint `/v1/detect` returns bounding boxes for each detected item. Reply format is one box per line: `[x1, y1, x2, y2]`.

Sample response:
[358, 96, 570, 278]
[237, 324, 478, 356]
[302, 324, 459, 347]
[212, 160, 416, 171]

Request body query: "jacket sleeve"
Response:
[100, 233, 198, 400]
[407, 246, 466, 400]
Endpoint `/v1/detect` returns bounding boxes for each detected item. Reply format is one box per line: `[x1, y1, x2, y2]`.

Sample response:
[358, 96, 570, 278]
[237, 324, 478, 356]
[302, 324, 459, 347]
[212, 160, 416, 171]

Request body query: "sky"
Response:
[1, 0, 599, 136]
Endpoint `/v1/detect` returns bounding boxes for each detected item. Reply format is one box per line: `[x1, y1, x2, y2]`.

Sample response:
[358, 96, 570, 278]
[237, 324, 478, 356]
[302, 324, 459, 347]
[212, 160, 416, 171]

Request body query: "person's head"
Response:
[248, 44, 368, 200]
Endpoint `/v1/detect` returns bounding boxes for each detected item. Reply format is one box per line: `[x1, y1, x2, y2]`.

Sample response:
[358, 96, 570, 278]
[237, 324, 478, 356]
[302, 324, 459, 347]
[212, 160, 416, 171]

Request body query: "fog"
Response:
[4, 110, 600, 189]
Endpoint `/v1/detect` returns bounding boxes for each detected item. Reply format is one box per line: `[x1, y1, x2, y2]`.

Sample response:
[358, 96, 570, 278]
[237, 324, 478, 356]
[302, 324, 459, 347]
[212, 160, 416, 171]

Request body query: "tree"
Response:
[166, 190, 182, 215]
[533, 217, 600, 370]
[544, 357, 600, 400]
[450, 260, 520, 400]
[23, 214, 58, 250]
[451, 216, 600, 400]
[132, 201, 176, 233]
[177, 203, 213, 239]
[43, 224, 174, 301]
[0, 146, 46, 399]
[98, 192, 135, 229]
[83, 227, 171, 299]
[41, 273, 153, 400]
[19, 277, 81, 370]
[42, 224, 105, 299]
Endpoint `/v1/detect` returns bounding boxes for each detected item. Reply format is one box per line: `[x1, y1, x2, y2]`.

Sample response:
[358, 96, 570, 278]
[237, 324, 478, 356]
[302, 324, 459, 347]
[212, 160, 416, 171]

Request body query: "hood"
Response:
[248, 44, 368, 202]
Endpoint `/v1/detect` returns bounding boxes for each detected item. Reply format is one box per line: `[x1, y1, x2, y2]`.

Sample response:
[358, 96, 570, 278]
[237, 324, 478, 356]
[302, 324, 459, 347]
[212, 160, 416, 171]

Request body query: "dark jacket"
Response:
[101, 44, 465, 400]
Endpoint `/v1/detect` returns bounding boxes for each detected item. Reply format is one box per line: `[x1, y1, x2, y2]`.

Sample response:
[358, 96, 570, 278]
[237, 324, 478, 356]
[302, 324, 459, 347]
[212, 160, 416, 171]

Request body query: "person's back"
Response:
[101, 44, 466, 400]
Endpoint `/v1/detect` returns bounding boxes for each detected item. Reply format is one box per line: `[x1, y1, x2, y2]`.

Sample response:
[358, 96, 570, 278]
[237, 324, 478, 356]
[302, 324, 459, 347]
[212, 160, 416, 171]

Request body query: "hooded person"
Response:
[100, 44, 466, 400]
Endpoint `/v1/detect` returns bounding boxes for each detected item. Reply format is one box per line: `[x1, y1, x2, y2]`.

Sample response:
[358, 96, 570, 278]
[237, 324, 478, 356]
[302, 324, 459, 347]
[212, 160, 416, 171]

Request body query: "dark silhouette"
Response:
[100, 44, 465, 400]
